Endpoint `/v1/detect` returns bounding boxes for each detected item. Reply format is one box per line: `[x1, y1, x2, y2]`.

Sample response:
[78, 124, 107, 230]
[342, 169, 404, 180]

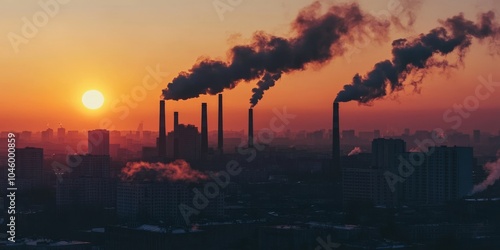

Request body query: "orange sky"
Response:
[1, 0, 499, 133]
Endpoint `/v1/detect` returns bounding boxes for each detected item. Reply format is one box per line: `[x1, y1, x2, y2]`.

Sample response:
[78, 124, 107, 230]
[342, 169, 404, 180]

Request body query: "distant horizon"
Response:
[3, 106, 500, 134]
[2, 0, 499, 134]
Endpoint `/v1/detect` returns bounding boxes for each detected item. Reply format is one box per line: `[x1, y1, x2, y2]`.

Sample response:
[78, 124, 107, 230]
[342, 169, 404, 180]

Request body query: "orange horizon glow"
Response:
[1, 0, 499, 133]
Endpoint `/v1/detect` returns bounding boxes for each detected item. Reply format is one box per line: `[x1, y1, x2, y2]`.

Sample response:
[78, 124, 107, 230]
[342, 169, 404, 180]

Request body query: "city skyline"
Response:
[2, 1, 500, 249]
[1, 0, 499, 132]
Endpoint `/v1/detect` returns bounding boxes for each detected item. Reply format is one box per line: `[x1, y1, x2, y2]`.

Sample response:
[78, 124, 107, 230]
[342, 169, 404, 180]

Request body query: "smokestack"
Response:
[218, 94, 224, 154]
[174, 112, 179, 129]
[158, 100, 166, 158]
[248, 108, 254, 148]
[332, 102, 340, 175]
[201, 103, 208, 159]
[174, 111, 179, 159]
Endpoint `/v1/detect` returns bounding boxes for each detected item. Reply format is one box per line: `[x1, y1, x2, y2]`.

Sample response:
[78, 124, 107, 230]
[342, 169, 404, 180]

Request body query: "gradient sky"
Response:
[1, 0, 499, 134]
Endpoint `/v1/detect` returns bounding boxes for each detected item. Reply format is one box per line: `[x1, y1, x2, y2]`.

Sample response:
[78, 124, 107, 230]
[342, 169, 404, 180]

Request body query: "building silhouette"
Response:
[16, 147, 44, 191]
[88, 129, 110, 156]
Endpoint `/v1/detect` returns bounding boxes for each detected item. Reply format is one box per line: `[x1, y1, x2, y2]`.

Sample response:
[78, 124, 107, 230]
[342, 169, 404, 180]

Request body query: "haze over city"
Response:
[1, 0, 500, 249]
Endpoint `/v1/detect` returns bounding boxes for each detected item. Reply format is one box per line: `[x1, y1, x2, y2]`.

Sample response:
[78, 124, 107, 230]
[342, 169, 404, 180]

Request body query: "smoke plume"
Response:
[120, 160, 207, 182]
[348, 147, 362, 156]
[250, 72, 282, 107]
[336, 11, 500, 104]
[163, 1, 394, 107]
[471, 151, 500, 194]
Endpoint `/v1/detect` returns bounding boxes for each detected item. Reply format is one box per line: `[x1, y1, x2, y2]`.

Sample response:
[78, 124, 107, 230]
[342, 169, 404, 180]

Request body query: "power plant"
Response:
[158, 100, 167, 159]
[248, 108, 254, 148]
[332, 102, 340, 177]
[218, 94, 223, 154]
[173, 111, 179, 159]
[201, 103, 208, 159]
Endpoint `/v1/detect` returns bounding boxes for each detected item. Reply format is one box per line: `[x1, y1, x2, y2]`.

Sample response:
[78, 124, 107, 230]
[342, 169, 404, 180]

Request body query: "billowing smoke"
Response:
[163, 1, 394, 106]
[120, 160, 207, 182]
[471, 151, 500, 194]
[348, 147, 362, 156]
[250, 72, 282, 107]
[336, 11, 500, 104]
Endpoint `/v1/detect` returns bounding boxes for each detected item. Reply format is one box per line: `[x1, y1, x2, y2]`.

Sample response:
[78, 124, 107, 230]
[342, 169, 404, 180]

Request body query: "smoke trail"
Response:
[471, 151, 500, 194]
[163, 1, 393, 106]
[250, 72, 282, 107]
[120, 160, 207, 182]
[347, 147, 362, 156]
[336, 11, 500, 104]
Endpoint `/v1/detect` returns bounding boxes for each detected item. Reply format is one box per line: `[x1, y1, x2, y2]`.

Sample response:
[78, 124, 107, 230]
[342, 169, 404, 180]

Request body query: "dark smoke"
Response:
[163, 1, 393, 106]
[336, 11, 500, 104]
[250, 72, 282, 107]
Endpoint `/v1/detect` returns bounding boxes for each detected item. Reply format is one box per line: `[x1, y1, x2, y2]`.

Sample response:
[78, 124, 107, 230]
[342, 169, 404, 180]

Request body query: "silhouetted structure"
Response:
[57, 126, 65, 143]
[248, 108, 254, 148]
[332, 102, 340, 177]
[16, 147, 44, 191]
[88, 129, 110, 155]
[158, 100, 167, 158]
[218, 94, 223, 154]
[174, 111, 179, 159]
[201, 103, 208, 159]
[405, 146, 473, 205]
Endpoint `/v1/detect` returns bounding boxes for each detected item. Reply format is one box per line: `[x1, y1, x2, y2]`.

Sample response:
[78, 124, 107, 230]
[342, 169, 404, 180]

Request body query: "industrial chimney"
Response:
[248, 108, 254, 148]
[218, 94, 223, 154]
[332, 102, 340, 175]
[173, 111, 179, 159]
[158, 100, 167, 158]
[201, 103, 208, 159]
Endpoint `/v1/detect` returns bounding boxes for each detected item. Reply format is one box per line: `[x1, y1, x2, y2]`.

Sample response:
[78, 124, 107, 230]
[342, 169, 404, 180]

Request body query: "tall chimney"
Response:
[173, 111, 179, 159]
[248, 108, 254, 148]
[218, 94, 224, 154]
[332, 102, 340, 175]
[158, 100, 166, 158]
[201, 103, 208, 159]
[174, 111, 179, 130]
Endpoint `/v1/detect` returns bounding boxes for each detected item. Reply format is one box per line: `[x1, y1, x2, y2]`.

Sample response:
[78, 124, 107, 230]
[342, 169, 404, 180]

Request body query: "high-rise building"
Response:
[372, 138, 406, 170]
[88, 129, 110, 155]
[16, 147, 44, 191]
[343, 139, 406, 208]
[57, 127, 66, 142]
[117, 181, 224, 225]
[405, 146, 473, 205]
[473, 130, 481, 144]
[68, 154, 111, 178]
[56, 154, 113, 209]
[41, 128, 54, 142]
[167, 124, 200, 161]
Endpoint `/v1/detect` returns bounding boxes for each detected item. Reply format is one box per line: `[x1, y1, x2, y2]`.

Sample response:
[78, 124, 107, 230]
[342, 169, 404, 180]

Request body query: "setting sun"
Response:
[82, 90, 105, 110]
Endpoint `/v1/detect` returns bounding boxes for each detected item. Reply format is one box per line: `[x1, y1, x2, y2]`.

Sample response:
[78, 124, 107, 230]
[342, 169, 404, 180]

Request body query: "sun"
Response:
[82, 90, 105, 110]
